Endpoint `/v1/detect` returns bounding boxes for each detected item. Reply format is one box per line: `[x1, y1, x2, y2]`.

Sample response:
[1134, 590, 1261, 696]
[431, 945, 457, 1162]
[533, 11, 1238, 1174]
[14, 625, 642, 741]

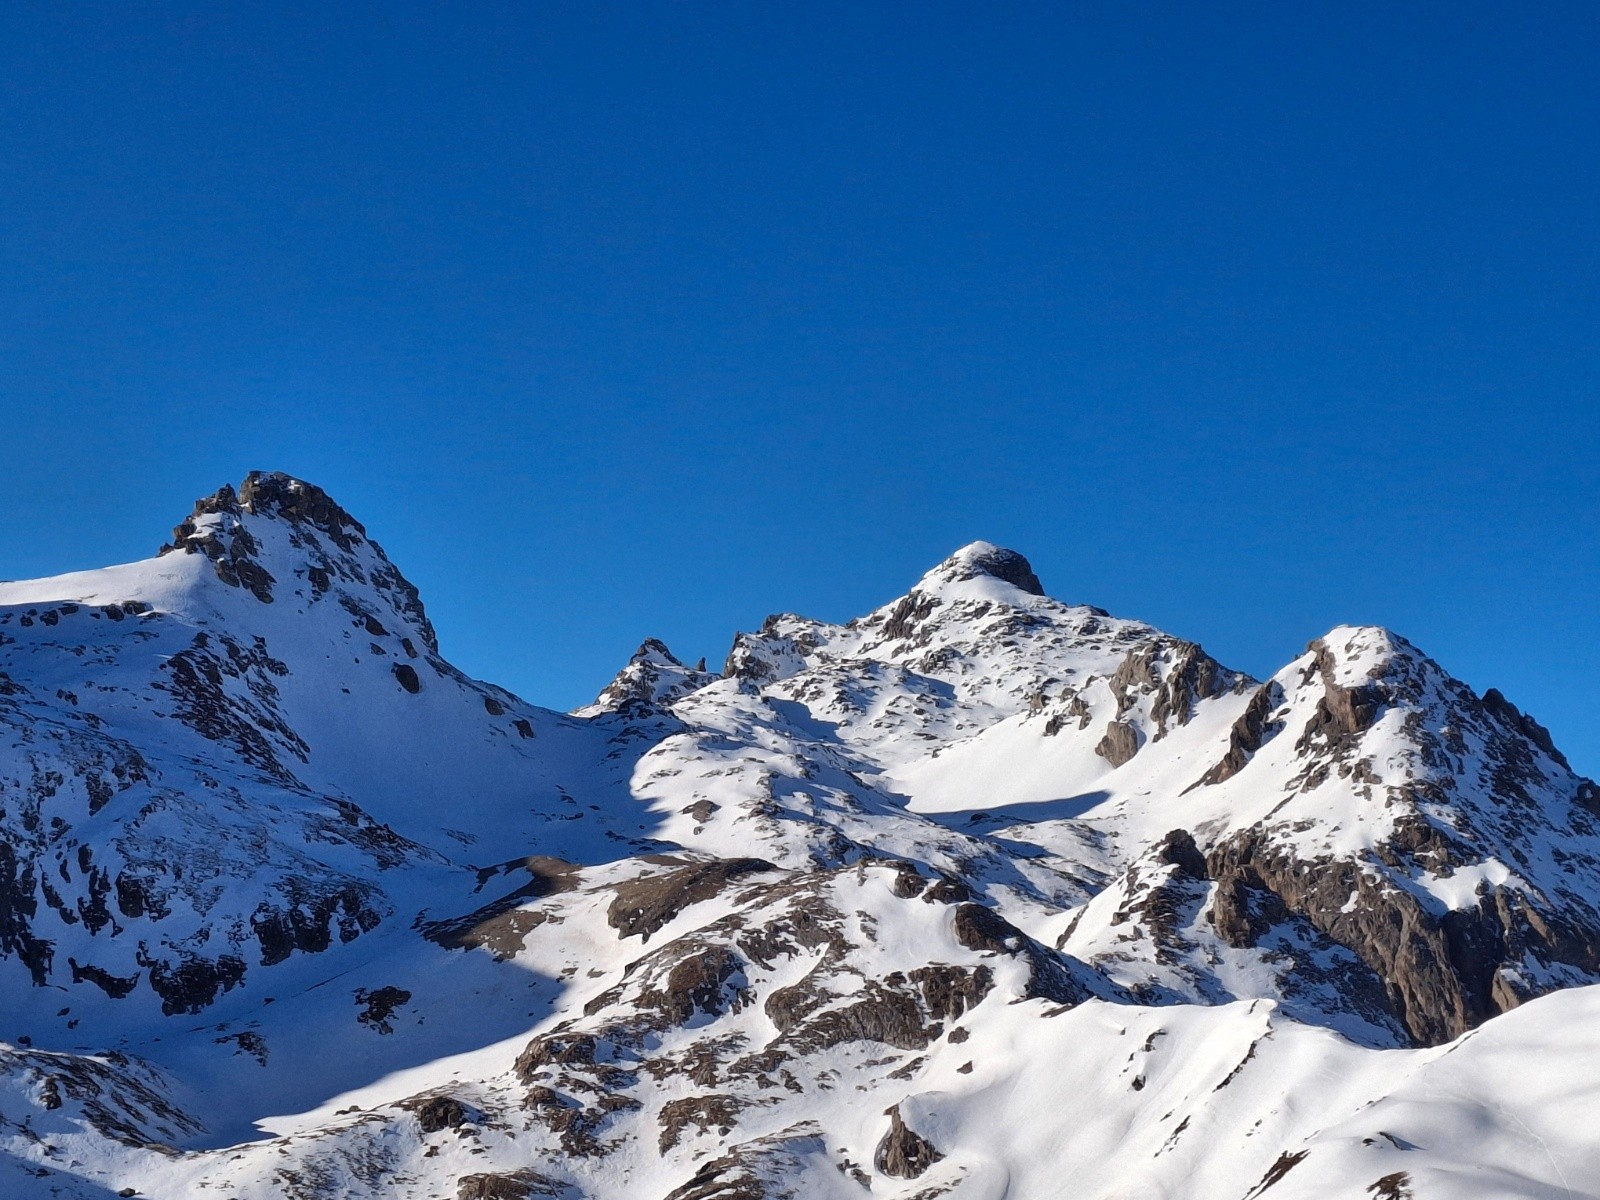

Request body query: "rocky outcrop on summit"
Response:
[238, 471, 368, 550]
[578, 639, 717, 716]
[940, 541, 1046, 596]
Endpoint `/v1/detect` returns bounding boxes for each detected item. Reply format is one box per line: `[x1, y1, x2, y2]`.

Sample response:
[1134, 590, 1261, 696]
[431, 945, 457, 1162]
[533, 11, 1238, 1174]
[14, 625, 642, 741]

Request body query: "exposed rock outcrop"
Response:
[875, 1103, 943, 1179]
[607, 858, 776, 942]
[946, 543, 1045, 596]
[1206, 826, 1600, 1045]
[583, 639, 718, 715]
[455, 1171, 567, 1200]
[1193, 682, 1282, 788]
[1480, 687, 1569, 770]
[1095, 720, 1140, 767]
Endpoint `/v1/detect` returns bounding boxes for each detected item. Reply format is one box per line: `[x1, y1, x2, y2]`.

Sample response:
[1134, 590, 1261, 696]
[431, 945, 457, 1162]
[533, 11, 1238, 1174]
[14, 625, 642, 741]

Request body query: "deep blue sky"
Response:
[1, 4, 1596, 771]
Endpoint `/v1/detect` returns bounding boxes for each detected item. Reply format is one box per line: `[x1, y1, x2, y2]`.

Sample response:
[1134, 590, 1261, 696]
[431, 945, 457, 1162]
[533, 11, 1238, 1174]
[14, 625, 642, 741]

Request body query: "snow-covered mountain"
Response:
[1, 473, 1595, 1199]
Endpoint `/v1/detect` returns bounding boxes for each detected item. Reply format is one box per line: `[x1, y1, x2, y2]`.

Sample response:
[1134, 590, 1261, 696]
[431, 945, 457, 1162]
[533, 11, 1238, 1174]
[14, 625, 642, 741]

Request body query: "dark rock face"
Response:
[0, 841, 55, 986]
[1106, 640, 1239, 745]
[393, 663, 422, 694]
[953, 903, 1089, 1006]
[1153, 829, 1208, 880]
[909, 963, 993, 1021]
[1194, 683, 1282, 788]
[1095, 720, 1140, 768]
[250, 882, 383, 966]
[141, 951, 247, 1016]
[1295, 641, 1386, 756]
[68, 959, 139, 999]
[576, 934, 755, 1037]
[1480, 687, 1569, 770]
[355, 986, 413, 1034]
[512, 1032, 599, 1085]
[952, 903, 1021, 955]
[1148, 642, 1232, 734]
[1206, 847, 1294, 950]
[1250, 1151, 1308, 1195]
[658, 1094, 741, 1152]
[238, 472, 365, 552]
[874, 1104, 943, 1179]
[642, 947, 749, 1028]
[161, 485, 276, 604]
[1044, 692, 1092, 737]
[879, 592, 943, 644]
[764, 975, 934, 1053]
[1206, 828, 1600, 1045]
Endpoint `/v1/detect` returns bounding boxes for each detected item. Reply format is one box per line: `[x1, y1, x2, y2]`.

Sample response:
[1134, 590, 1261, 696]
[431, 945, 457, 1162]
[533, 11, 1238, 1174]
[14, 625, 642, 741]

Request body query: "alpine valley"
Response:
[0, 472, 1596, 1200]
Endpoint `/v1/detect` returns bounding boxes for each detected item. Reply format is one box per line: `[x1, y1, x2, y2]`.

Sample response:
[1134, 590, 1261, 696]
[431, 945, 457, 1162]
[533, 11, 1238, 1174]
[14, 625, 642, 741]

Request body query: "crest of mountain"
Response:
[0, 474, 1595, 1200]
[577, 639, 718, 717]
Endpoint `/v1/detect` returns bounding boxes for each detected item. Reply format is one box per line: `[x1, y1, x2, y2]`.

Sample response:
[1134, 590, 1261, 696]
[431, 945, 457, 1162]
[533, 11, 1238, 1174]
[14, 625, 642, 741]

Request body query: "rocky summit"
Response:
[0, 472, 1595, 1199]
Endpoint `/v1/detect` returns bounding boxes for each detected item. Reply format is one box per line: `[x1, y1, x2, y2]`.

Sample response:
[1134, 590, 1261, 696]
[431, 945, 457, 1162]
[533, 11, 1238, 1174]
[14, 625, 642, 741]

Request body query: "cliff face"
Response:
[0, 479, 1595, 1200]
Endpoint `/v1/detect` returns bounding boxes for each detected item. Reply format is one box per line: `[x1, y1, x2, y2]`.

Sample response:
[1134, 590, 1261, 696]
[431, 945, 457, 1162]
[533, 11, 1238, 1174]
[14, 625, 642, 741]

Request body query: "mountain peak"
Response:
[922, 541, 1045, 597]
[579, 637, 717, 716]
[630, 637, 685, 666]
[159, 472, 437, 651]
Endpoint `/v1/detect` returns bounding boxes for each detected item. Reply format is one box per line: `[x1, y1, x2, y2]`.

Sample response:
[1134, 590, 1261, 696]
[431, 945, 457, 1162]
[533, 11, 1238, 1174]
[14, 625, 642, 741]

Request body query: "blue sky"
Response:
[1, 3, 1596, 770]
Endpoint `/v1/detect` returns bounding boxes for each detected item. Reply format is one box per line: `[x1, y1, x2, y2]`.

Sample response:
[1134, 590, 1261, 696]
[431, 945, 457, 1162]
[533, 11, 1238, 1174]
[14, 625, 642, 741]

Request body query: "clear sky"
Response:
[1, 3, 1596, 772]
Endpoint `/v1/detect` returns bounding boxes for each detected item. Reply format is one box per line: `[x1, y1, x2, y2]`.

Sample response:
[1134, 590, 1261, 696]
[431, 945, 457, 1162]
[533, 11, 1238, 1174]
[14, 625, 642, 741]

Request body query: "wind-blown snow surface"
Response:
[0, 475, 1597, 1200]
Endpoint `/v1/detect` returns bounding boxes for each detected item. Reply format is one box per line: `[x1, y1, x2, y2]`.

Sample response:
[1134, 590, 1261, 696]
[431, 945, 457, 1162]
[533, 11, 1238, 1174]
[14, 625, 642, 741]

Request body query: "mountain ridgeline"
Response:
[0, 472, 1595, 1200]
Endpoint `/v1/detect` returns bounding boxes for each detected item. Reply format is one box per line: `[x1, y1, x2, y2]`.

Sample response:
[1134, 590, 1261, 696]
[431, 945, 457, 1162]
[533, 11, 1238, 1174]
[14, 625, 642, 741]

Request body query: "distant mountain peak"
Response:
[579, 637, 718, 716]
